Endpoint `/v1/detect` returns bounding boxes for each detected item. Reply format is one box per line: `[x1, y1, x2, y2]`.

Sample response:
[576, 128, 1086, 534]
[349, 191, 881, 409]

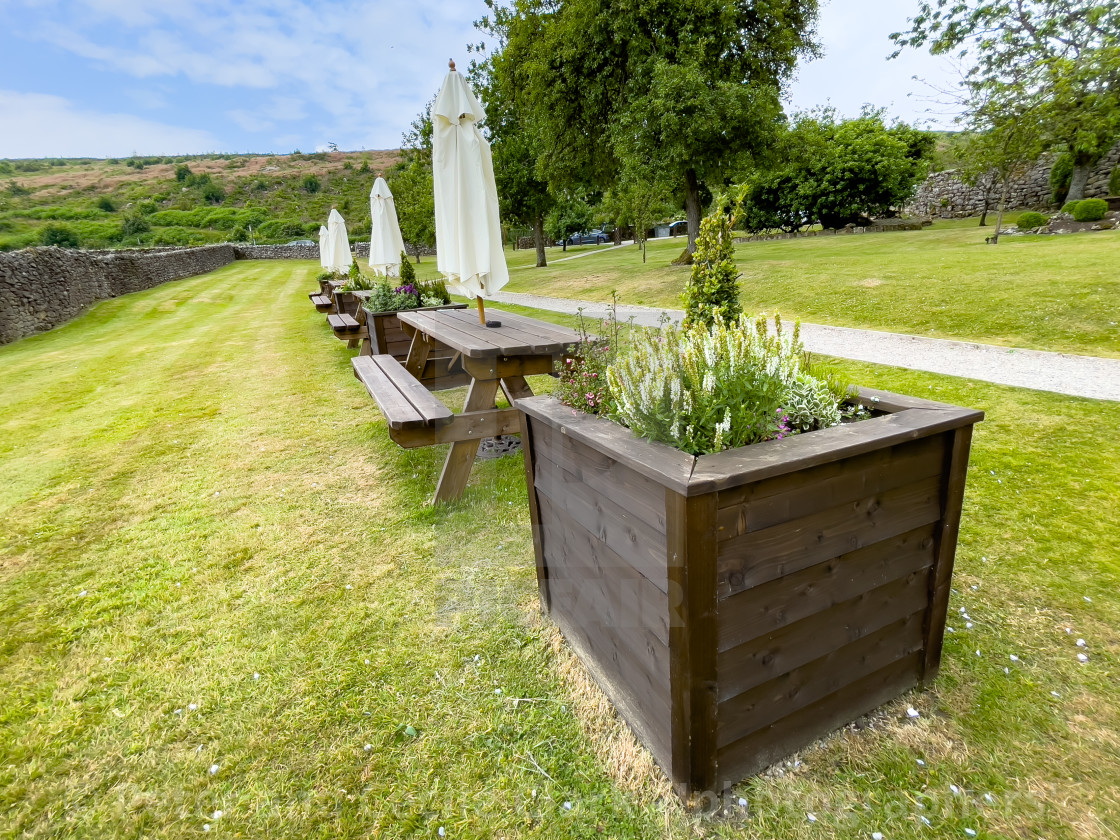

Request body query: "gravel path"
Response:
[490, 291, 1120, 402]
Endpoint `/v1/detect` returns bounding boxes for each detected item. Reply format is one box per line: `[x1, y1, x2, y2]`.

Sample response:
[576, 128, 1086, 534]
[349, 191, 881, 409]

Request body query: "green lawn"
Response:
[1, 260, 1118, 838]
[500, 218, 1120, 358]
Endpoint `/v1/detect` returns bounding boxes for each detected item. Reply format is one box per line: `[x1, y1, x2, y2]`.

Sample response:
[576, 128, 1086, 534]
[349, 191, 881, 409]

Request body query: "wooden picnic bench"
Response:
[309, 278, 344, 313]
[352, 307, 580, 503]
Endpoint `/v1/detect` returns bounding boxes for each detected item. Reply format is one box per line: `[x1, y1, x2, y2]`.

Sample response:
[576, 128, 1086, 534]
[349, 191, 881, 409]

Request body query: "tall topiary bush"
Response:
[1050, 154, 1073, 206]
[682, 211, 741, 331]
[398, 251, 416, 283]
[1109, 166, 1120, 197]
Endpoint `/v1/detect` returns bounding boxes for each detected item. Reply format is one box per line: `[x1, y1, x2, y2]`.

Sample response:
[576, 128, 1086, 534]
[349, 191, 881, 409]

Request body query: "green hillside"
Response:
[0, 150, 401, 251]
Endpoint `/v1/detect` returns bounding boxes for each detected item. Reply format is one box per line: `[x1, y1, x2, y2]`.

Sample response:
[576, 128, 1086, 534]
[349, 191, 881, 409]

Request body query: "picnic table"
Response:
[309, 278, 345, 313]
[352, 307, 580, 503]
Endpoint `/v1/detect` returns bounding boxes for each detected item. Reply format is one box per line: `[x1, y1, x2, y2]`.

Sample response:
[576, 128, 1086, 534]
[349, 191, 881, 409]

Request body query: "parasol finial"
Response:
[449, 58, 456, 72]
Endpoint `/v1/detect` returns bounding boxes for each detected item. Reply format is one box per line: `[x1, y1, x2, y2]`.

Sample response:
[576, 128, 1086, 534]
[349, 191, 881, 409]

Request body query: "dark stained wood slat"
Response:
[717, 474, 943, 594]
[715, 434, 947, 537]
[433, 377, 499, 504]
[717, 523, 937, 651]
[531, 420, 668, 535]
[538, 500, 672, 667]
[443, 306, 580, 349]
[716, 652, 923, 784]
[352, 356, 423, 430]
[550, 607, 674, 770]
[922, 424, 975, 684]
[442, 308, 561, 353]
[520, 414, 551, 611]
[371, 355, 454, 426]
[535, 469, 670, 595]
[328, 313, 361, 333]
[690, 407, 985, 496]
[716, 569, 930, 701]
[718, 611, 925, 746]
[516, 396, 696, 496]
[399, 310, 524, 357]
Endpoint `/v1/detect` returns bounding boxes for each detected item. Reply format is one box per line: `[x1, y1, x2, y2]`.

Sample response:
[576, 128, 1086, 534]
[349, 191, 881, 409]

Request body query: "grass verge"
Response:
[0, 261, 1117, 838]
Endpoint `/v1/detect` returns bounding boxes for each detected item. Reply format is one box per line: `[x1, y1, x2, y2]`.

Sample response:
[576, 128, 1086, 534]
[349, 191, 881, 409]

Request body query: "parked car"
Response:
[287, 239, 315, 245]
[562, 229, 609, 246]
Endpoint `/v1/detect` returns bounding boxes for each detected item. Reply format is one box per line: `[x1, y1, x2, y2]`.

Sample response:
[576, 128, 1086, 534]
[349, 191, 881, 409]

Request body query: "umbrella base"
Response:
[485, 319, 502, 328]
[475, 435, 522, 461]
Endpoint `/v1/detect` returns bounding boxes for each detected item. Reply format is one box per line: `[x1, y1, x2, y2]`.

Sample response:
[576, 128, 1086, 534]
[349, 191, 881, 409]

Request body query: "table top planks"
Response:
[397, 307, 580, 358]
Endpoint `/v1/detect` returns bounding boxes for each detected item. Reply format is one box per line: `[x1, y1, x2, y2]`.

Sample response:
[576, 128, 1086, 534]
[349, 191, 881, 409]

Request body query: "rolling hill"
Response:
[0, 150, 402, 251]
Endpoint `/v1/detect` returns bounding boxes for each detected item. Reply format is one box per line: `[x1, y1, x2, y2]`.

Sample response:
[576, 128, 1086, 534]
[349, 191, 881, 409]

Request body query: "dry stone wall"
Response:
[908, 142, 1120, 218]
[0, 239, 444, 345]
[1, 244, 235, 344]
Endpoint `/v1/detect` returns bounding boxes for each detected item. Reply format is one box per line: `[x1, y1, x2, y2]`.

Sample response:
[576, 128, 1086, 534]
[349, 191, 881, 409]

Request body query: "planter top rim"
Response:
[359, 301, 468, 316]
[516, 388, 983, 496]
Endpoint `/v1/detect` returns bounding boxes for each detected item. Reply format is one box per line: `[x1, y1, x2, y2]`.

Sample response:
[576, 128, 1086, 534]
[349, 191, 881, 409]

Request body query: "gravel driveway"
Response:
[490, 291, 1120, 402]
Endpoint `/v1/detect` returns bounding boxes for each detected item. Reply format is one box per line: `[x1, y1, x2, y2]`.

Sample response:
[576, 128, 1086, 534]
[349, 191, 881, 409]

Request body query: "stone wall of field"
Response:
[0, 244, 236, 345]
[908, 142, 1120, 218]
[0, 238, 445, 345]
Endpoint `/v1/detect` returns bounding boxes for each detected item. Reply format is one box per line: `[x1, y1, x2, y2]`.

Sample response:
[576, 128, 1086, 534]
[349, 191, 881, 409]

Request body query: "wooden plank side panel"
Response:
[717, 610, 925, 747]
[535, 491, 671, 645]
[717, 523, 937, 652]
[717, 474, 943, 595]
[532, 420, 668, 535]
[521, 414, 550, 611]
[534, 454, 670, 594]
[716, 569, 930, 701]
[923, 426, 974, 683]
[715, 435, 946, 537]
[717, 652, 923, 786]
[550, 608, 673, 771]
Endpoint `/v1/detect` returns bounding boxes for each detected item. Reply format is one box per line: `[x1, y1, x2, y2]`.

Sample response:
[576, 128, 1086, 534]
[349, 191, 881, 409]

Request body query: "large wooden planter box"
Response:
[361, 302, 468, 361]
[515, 389, 983, 797]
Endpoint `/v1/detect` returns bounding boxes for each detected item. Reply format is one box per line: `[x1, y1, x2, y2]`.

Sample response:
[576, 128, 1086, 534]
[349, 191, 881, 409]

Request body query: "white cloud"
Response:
[0, 90, 219, 157]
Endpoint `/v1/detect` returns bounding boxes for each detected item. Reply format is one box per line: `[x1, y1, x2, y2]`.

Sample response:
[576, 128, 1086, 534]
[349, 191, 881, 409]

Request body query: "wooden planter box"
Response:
[515, 389, 982, 797]
[361, 302, 468, 361]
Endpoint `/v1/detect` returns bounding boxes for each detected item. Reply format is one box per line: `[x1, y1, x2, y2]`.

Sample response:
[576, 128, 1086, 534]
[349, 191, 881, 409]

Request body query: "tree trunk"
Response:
[532, 214, 547, 268]
[1066, 164, 1091, 202]
[684, 168, 701, 254]
[979, 179, 992, 226]
[990, 177, 1010, 245]
[642, 237, 647, 264]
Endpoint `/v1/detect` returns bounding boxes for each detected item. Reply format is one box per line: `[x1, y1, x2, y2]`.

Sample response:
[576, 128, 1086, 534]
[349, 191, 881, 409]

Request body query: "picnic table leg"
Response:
[433, 377, 499, 504]
[499, 375, 534, 403]
[405, 333, 433, 382]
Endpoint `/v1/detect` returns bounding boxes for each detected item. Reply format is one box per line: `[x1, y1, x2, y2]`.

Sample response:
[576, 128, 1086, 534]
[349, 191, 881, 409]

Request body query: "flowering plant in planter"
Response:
[362, 278, 452, 313]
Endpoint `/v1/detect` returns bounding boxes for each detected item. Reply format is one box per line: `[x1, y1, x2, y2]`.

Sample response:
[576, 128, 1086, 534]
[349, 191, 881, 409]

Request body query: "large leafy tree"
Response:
[892, 0, 1120, 202]
[470, 43, 555, 268]
[738, 110, 935, 231]
[388, 105, 436, 262]
[483, 0, 820, 255]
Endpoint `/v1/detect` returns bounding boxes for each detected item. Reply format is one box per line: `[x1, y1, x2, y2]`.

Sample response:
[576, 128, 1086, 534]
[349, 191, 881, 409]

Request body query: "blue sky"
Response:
[0, 0, 965, 159]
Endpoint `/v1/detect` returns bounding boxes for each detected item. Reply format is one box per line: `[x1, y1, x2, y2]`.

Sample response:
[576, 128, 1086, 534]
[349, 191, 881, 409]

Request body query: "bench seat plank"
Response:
[353, 355, 454, 433]
[328, 313, 361, 333]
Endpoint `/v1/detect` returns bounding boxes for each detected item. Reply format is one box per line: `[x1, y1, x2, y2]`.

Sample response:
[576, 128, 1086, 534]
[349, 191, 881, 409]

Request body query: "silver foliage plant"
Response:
[605, 315, 848, 456]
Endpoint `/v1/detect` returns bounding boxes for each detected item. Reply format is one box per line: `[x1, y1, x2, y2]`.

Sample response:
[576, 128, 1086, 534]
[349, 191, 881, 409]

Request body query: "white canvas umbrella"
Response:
[325, 208, 352, 273]
[432, 59, 509, 325]
[318, 225, 329, 269]
[368, 176, 406, 277]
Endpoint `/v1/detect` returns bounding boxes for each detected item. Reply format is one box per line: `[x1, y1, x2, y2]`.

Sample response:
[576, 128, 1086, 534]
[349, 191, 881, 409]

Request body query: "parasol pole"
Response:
[477, 296, 486, 325]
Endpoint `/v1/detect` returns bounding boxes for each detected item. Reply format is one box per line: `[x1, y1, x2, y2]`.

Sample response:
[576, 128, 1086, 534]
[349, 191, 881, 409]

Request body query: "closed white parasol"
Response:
[325, 208, 352, 273]
[432, 59, 508, 325]
[368, 176, 406, 277]
[318, 225, 329, 268]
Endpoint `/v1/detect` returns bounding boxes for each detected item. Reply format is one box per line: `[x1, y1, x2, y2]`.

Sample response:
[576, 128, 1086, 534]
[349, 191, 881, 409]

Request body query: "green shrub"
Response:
[302, 174, 321, 194]
[682, 211, 741, 330]
[200, 182, 225, 204]
[1109, 166, 1120, 197]
[6, 181, 30, 196]
[97, 196, 116, 212]
[1016, 211, 1048, 230]
[1071, 198, 1108, 222]
[120, 213, 151, 236]
[1050, 154, 1073, 205]
[229, 225, 249, 242]
[606, 315, 851, 455]
[1060, 200, 1080, 215]
[175, 164, 192, 182]
[398, 251, 416, 284]
[40, 224, 81, 248]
